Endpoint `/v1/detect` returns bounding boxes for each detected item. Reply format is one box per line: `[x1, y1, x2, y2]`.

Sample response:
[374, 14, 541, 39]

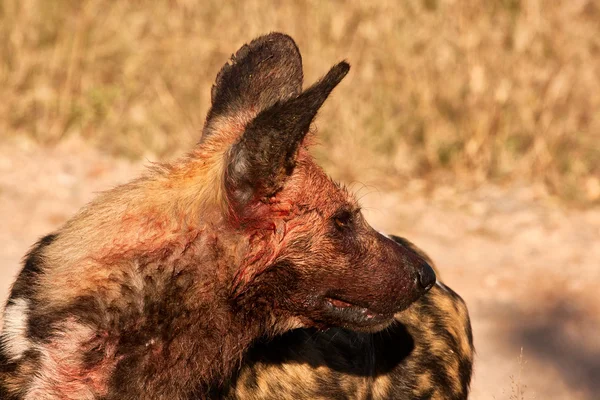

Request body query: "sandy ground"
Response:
[1, 138, 599, 400]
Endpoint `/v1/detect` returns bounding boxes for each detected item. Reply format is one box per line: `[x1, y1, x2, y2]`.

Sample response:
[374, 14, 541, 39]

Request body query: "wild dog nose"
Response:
[417, 261, 436, 291]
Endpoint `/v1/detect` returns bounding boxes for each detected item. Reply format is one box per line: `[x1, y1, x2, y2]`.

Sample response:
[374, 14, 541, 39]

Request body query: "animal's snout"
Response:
[416, 261, 436, 291]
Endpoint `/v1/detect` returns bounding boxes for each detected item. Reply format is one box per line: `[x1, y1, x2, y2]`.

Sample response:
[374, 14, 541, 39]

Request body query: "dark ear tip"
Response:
[218, 33, 301, 81]
[335, 61, 351, 75]
[262, 32, 299, 49]
[326, 61, 351, 85]
[245, 32, 301, 64]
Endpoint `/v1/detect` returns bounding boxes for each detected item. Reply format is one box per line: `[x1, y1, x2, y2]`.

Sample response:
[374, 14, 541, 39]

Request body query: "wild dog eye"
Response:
[333, 210, 353, 229]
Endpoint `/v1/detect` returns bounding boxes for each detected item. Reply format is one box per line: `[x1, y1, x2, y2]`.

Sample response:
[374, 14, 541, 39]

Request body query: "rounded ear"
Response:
[202, 32, 304, 139]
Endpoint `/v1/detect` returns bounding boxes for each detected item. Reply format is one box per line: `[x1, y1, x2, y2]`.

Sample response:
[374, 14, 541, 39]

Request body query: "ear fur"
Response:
[226, 61, 350, 211]
[203, 32, 304, 139]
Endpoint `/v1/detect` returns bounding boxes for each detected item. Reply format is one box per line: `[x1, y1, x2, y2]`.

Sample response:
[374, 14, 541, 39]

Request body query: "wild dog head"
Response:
[206, 33, 436, 333]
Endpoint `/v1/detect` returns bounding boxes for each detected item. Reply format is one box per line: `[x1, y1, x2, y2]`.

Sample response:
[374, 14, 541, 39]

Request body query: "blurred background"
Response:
[0, 1, 599, 399]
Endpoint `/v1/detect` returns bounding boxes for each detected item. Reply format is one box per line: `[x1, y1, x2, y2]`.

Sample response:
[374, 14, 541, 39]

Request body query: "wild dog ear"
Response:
[226, 61, 350, 213]
[202, 33, 304, 139]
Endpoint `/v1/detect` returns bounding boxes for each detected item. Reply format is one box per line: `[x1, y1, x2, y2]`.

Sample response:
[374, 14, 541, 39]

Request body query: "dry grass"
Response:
[509, 348, 530, 400]
[1, 0, 599, 203]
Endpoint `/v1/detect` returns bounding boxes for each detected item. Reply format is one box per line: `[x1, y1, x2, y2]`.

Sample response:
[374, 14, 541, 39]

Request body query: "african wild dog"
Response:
[0, 33, 436, 399]
[221, 236, 474, 400]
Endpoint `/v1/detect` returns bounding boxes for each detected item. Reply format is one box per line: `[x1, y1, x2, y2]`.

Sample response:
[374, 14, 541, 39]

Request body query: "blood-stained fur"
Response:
[220, 236, 474, 400]
[0, 34, 436, 399]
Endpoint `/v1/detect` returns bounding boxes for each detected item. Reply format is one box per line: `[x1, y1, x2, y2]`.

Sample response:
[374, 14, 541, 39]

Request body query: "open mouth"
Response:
[323, 296, 394, 330]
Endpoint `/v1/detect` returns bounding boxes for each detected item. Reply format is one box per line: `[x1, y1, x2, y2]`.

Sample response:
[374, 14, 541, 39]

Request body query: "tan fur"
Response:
[371, 375, 392, 400]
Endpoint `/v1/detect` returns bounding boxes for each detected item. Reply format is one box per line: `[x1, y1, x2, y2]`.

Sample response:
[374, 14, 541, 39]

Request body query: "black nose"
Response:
[417, 262, 436, 291]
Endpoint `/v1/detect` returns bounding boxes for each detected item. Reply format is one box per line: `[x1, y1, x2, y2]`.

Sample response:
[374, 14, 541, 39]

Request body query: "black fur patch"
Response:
[26, 295, 102, 342]
[8, 233, 57, 303]
[238, 322, 414, 378]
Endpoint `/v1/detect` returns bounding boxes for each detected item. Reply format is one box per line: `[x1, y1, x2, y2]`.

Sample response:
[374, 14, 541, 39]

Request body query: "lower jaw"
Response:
[347, 317, 395, 333]
[322, 301, 395, 332]
[303, 313, 395, 333]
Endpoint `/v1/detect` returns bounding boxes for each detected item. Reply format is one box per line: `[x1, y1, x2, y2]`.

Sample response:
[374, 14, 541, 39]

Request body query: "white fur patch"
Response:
[436, 281, 449, 291]
[2, 298, 31, 360]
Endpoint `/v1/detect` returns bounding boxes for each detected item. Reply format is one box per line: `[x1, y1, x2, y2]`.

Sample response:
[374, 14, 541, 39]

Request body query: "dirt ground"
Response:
[1, 137, 598, 400]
